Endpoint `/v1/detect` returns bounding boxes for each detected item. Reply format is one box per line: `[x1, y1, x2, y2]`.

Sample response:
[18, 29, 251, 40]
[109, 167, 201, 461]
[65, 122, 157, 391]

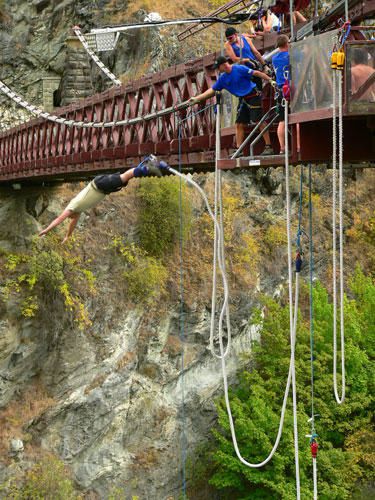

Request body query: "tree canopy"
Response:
[208, 268, 374, 499]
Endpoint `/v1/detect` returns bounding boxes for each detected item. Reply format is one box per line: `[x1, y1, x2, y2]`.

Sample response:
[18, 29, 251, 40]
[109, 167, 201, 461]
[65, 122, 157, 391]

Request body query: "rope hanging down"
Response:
[0, 78, 189, 128]
[308, 164, 318, 500]
[210, 93, 231, 359]
[177, 117, 187, 499]
[332, 65, 346, 405]
[284, 98, 301, 500]
[168, 95, 302, 476]
[73, 26, 122, 86]
[167, 156, 300, 469]
[206, 71, 301, 473]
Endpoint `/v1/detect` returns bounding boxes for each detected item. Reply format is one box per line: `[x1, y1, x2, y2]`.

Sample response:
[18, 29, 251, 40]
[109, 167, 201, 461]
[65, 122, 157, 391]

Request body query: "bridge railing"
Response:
[0, 53, 224, 181]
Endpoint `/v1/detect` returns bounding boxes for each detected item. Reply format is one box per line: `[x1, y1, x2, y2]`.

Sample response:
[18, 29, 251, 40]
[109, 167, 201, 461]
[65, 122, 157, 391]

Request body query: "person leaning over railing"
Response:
[188, 56, 277, 154]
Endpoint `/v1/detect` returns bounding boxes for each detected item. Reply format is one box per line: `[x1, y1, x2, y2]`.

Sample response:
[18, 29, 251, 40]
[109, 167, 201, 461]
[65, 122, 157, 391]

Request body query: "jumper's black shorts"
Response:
[93, 173, 127, 194]
[236, 93, 263, 124]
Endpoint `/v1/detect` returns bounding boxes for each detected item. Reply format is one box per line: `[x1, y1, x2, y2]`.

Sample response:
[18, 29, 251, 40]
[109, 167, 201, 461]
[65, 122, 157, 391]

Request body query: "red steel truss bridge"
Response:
[0, 50, 227, 184]
[0, 1, 374, 184]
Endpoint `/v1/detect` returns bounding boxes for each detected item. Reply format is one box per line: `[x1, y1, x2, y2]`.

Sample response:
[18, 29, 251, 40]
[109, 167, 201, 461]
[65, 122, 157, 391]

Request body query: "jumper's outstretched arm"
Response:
[39, 209, 74, 237]
[62, 213, 80, 244]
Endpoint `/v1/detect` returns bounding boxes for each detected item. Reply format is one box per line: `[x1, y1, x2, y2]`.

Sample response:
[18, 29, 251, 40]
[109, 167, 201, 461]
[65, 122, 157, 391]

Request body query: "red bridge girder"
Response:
[0, 52, 235, 183]
[1, 3, 374, 184]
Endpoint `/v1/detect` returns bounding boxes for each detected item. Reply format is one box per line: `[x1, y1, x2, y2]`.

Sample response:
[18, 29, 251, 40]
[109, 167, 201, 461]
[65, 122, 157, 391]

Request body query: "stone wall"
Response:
[59, 37, 93, 106]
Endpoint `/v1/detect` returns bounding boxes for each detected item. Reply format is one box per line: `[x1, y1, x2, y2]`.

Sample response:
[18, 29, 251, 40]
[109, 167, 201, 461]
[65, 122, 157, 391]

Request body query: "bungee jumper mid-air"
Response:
[38, 155, 169, 243]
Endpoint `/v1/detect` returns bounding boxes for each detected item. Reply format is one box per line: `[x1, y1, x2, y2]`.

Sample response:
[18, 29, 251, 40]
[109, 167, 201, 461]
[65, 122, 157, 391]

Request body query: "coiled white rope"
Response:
[168, 165, 231, 350]
[0, 78, 187, 128]
[73, 26, 122, 87]
[332, 69, 346, 405]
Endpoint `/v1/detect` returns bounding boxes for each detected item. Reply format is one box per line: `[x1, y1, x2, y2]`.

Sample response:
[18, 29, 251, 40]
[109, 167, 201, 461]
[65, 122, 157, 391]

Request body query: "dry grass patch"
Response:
[0, 379, 55, 463]
[132, 447, 159, 469]
[162, 335, 182, 357]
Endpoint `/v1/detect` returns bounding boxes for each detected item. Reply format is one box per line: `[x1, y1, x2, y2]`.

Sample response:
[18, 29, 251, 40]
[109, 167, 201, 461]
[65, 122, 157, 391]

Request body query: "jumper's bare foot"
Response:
[38, 230, 47, 237]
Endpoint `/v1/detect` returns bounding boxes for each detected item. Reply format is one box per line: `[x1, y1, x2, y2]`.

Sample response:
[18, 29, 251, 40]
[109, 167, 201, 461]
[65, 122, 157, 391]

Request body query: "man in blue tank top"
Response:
[188, 56, 277, 154]
[224, 26, 271, 92]
[272, 35, 290, 153]
[224, 27, 268, 71]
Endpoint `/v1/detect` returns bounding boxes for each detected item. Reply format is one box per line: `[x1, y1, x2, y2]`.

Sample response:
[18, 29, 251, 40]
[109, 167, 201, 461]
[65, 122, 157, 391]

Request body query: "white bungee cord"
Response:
[284, 99, 301, 498]
[209, 97, 231, 359]
[165, 97, 301, 472]
[170, 159, 300, 467]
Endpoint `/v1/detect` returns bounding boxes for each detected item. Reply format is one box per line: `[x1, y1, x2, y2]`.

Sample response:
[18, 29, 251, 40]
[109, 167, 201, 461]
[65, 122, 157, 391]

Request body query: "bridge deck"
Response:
[0, 1, 373, 184]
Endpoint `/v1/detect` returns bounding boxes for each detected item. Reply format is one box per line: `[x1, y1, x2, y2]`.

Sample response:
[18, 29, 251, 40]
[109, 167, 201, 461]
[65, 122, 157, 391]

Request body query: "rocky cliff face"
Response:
[0, 0, 371, 497]
[0, 0, 199, 129]
[0, 167, 373, 498]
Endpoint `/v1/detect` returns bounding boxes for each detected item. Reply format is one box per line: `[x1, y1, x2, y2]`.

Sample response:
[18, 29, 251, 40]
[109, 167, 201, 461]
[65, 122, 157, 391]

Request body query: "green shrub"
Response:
[124, 255, 167, 303]
[1, 456, 81, 499]
[0, 236, 96, 330]
[137, 177, 192, 257]
[111, 237, 167, 304]
[263, 222, 287, 250]
[29, 250, 65, 289]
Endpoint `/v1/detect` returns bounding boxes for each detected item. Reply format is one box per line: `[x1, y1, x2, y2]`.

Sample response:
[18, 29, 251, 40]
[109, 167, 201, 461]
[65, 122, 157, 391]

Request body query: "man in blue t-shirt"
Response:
[272, 35, 290, 153]
[188, 55, 277, 153]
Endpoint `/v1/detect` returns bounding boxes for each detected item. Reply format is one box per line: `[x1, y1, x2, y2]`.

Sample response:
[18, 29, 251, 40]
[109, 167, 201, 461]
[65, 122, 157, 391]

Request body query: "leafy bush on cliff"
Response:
[1, 456, 80, 499]
[137, 177, 192, 257]
[0, 236, 96, 330]
[109, 178, 191, 304]
[208, 268, 374, 499]
[110, 238, 167, 304]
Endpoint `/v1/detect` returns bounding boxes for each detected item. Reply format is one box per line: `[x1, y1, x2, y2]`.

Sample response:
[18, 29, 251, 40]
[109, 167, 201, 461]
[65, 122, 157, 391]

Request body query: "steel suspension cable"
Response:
[314, 0, 319, 18]
[173, 104, 231, 360]
[177, 120, 187, 499]
[290, 0, 295, 40]
[0, 78, 189, 128]
[73, 26, 122, 86]
[175, 103, 217, 496]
